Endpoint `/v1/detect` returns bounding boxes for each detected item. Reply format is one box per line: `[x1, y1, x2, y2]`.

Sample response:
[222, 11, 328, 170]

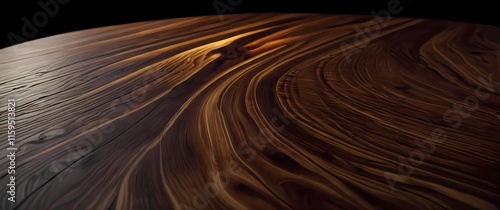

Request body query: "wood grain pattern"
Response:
[0, 14, 499, 210]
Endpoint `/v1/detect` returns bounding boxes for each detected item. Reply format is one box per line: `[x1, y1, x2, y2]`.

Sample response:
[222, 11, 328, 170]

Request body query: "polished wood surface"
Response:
[0, 14, 499, 209]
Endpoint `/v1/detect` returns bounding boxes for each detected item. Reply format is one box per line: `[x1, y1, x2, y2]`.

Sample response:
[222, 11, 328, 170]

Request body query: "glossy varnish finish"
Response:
[0, 14, 499, 209]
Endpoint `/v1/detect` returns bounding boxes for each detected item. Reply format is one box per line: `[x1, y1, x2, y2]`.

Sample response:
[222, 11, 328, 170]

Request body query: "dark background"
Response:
[0, 0, 498, 50]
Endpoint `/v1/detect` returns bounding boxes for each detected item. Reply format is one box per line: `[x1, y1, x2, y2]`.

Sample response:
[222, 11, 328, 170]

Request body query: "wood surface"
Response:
[0, 14, 499, 210]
